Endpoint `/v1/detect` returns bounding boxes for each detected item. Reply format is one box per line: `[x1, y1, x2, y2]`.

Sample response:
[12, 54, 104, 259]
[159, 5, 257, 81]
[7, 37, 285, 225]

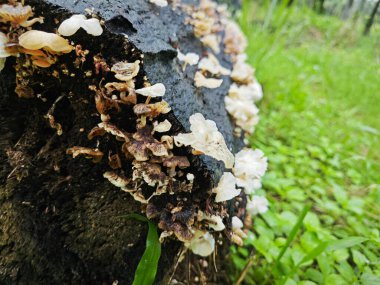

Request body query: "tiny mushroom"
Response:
[228, 82, 263, 103]
[177, 49, 199, 71]
[133, 101, 171, 118]
[174, 113, 234, 168]
[199, 212, 225, 232]
[111, 60, 140, 82]
[18, 30, 73, 54]
[246, 195, 269, 216]
[66, 146, 103, 163]
[198, 53, 230, 76]
[223, 19, 248, 56]
[153, 119, 172, 133]
[103, 171, 130, 188]
[194, 71, 223, 89]
[0, 32, 12, 58]
[225, 96, 259, 134]
[149, 0, 168, 7]
[212, 172, 240, 202]
[233, 148, 267, 193]
[135, 83, 166, 98]
[187, 231, 215, 257]
[58, 14, 103, 36]
[231, 60, 254, 84]
[200, 34, 220, 54]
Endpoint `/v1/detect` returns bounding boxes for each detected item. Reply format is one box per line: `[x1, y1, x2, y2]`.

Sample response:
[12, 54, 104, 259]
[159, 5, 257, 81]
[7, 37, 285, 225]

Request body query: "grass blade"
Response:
[326, 236, 368, 252]
[122, 214, 162, 285]
[274, 204, 311, 266]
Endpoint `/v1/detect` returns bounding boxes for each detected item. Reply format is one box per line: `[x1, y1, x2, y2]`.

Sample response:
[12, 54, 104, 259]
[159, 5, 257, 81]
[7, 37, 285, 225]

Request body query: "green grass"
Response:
[230, 1, 380, 284]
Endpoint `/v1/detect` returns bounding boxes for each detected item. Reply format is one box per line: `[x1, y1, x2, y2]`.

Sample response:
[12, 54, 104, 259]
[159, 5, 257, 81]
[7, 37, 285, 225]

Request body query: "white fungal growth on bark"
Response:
[135, 83, 166, 97]
[194, 71, 223, 89]
[58, 14, 103, 36]
[149, 0, 168, 7]
[212, 172, 241, 202]
[177, 49, 200, 66]
[233, 149, 268, 193]
[198, 53, 230, 76]
[174, 113, 234, 168]
[187, 231, 215, 257]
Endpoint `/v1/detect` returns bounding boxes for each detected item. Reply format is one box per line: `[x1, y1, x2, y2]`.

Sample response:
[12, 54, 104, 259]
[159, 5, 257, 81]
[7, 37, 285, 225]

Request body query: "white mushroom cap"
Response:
[177, 49, 200, 66]
[58, 14, 103, 36]
[149, 0, 168, 7]
[153, 119, 172, 133]
[199, 212, 225, 231]
[174, 113, 234, 168]
[231, 60, 255, 84]
[188, 231, 215, 257]
[225, 96, 260, 134]
[231, 216, 244, 230]
[135, 83, 166, 97]
[0, 32, 12, 58]
[212, 172, 240, 202]
[228, 82, 263, 102]
[194, 71, 223, 89]
[198, 54, 230, 76]
[200, 34, 220, 54]
[246, 196, 269, 216]
[233, 149, 267, 192]
[19, 30, 73, 53]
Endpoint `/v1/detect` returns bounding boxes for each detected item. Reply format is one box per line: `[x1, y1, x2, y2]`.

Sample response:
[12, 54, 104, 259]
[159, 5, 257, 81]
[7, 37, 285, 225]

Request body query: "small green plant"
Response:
[123, 214, 161, 285]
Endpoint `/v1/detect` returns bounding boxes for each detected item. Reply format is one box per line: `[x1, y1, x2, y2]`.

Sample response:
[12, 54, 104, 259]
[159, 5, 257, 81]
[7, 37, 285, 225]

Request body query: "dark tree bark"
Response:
[0, 0, 244, 284]
[364, 0, 380, 35]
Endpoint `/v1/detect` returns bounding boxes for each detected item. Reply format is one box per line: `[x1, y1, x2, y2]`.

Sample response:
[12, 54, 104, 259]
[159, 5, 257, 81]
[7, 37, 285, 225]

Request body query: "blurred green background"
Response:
[229, 0, 380, 284]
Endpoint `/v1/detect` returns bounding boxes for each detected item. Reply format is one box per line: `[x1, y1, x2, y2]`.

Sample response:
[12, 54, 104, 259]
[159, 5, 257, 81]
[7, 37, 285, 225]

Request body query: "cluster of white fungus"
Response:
[175, 0, 269, 257]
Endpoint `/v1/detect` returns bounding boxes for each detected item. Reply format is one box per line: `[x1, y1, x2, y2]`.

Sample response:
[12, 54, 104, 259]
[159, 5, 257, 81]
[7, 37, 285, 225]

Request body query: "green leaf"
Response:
[352, 249, 369, 269]
[325, 274, 347, 285]
[275, 204, 311, 266]
[326, 237, 368, 251]
[360, 273, 380, 285]
[297, 241, 328, 267]
[123, 214, 161, 285]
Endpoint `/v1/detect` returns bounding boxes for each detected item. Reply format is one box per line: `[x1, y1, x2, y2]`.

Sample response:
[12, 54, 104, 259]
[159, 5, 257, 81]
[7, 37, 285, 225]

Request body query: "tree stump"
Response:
[0, 0, 246, 284]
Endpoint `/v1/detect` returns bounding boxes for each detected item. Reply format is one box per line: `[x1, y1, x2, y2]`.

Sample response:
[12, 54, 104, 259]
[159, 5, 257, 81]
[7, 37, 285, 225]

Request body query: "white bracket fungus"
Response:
[18, 30, 73, 53]
[174, 113, 234, 168]
[58, 14, 103, 37]
[153, 119, 172, 133]
[224, 96, 259, 134]
[228, 82, 263, 103]
[177, 49, 200, 71]
[194, 71, 223, 89]
[212, 172, 240, 202]
[198, 53, 230, 76]
[111, 60, 140, 82]
[246, 195, 269, 216]
[187, 231, 215, 257]
[135, 83, 166, 98]
[233, 149, 268, 194]
[200, 34, 220, 54]
[149, 0, 168, 7]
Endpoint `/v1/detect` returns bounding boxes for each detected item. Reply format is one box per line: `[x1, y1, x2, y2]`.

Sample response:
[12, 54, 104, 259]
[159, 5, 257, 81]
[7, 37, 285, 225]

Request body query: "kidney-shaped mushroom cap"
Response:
[58, 14, 103, 36]
[135, 83, 166, 98]
[19, 30, 73, 53]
